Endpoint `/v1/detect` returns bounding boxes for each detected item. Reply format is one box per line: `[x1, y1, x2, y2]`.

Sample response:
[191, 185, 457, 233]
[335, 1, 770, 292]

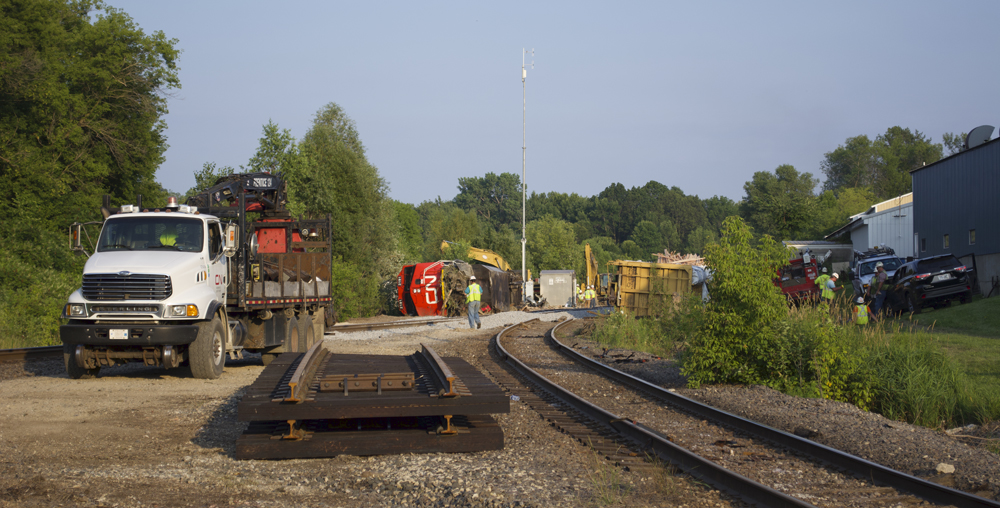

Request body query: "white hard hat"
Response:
[856, 296, 864, 304]
[469, 275, 476, 280]
[821, 267, 828, 273]
[832, 273, 839, 278]
[876, 261, 883, 268]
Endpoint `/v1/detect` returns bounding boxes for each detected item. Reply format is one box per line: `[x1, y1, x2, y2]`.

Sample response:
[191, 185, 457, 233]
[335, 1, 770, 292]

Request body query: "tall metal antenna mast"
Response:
[521, 48, 533, 297]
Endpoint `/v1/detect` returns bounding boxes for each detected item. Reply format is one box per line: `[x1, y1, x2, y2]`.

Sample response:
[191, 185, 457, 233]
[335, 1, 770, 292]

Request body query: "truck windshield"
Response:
[97, 217, 204, 252]
[859, 257, 903, 276]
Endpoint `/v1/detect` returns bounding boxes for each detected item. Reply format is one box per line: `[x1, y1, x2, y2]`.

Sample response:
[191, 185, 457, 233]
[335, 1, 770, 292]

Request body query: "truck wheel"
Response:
[190, 316, 225, 379]
[63, 344, 99, 379]
[907, 293, 922, 315]
[297, 313, 314, 351]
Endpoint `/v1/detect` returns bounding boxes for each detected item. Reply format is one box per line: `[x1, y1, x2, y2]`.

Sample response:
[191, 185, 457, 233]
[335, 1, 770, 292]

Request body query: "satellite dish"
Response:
[963, 125, 995, 150]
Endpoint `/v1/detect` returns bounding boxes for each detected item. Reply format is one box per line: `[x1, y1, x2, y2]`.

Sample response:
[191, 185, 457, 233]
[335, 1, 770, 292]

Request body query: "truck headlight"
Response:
[166, 305, 198, 317]
[66, 304, 86, 317]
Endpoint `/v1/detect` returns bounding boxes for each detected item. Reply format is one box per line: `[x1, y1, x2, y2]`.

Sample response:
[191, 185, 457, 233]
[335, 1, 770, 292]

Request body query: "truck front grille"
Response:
[82, 274, 172, 301]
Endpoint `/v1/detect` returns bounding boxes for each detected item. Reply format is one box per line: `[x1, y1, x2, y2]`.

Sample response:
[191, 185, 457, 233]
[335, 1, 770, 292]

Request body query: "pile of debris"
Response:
[654, 250, 705, 266]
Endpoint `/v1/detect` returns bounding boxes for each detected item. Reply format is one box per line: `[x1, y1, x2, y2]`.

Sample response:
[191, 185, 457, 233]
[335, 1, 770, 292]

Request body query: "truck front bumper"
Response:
[60, 322, 199, 347]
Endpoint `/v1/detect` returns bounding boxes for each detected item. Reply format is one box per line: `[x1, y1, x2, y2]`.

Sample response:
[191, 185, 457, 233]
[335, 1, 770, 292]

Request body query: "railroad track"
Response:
[0, 345, 62, 364]
[492, 318, 1000, 508]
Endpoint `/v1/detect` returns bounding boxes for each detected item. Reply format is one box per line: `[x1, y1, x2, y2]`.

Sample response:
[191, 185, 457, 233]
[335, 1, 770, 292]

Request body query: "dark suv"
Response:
[886, 255, 974, 314]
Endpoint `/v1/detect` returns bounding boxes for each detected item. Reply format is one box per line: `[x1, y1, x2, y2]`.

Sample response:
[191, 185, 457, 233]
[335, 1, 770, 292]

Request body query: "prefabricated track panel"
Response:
[235, 414, 503, 459]
[237, 351, 510, 421]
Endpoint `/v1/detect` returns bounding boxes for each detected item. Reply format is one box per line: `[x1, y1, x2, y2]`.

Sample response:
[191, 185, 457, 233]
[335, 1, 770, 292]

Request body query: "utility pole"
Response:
[521, 48, 533, 298]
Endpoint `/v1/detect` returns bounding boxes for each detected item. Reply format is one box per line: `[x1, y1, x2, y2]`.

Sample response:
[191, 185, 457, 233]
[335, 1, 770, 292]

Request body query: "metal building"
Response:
[910, 129, 1000, 296]
[824, 194, 914, 260]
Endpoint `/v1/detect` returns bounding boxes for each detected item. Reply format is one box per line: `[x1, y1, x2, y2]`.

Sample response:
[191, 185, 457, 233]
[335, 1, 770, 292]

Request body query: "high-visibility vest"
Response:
[822, 280, 835, 300]
[815, 274, 829, 288]
[585, 289, 595, 300]
[465, 283, 482, 303]
[854, 304, 868, 325]
[160, 232, 177, 246]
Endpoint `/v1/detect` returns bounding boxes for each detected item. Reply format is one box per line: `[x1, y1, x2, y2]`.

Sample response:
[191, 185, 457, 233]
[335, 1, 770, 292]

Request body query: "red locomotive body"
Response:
[397, 261, 446, 317]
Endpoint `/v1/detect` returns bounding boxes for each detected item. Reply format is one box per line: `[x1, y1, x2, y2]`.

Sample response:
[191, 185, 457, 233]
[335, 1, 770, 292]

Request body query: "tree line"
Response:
[0, 0, 970, 346]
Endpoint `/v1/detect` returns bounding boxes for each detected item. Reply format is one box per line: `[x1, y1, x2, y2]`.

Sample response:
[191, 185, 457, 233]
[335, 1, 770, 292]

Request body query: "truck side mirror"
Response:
[224, 224, 239, 257]
[69, 223, 84, 252]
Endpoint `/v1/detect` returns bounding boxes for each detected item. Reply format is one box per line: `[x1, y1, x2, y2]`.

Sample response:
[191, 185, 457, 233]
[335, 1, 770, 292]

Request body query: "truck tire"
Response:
[297, 313, 314, 351]
[63, 344, 99, 379]
[190, 316, 225, 379]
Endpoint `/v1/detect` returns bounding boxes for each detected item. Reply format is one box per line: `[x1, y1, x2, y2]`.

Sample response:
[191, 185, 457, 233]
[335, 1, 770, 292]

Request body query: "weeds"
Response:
[584, 442, 631, 506]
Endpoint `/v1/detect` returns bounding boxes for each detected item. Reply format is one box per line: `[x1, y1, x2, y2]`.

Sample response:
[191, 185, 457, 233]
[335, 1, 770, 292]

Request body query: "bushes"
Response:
[591, 311, 667, 357]
[0, 233, 84, 348]
[328, 257, 383, 321]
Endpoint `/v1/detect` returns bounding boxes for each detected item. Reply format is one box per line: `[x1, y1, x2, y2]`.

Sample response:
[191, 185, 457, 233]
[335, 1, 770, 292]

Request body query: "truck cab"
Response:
[61, 202, 236, 379]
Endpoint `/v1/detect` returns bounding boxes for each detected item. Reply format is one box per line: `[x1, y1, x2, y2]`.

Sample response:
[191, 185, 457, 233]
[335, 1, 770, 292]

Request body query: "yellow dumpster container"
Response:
[608, 261, 693, 316]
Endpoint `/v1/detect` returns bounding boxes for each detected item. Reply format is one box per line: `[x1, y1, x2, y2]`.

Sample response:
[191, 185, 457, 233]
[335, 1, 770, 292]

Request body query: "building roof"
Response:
[909, 135, 1000, 175]
[824, 192, 912, 240]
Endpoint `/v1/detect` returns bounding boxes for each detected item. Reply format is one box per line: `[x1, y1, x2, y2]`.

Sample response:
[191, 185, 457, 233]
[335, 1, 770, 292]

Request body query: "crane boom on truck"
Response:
[61, 171, 332, 379]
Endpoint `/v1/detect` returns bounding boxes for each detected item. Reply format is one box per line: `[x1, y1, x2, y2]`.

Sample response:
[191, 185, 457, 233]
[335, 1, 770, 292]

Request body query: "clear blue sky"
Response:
[109, 0, 1000, 205]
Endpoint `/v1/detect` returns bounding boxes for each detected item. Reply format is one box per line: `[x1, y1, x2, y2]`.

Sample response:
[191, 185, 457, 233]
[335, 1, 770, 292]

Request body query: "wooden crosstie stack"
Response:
[235, 342, 509, 459]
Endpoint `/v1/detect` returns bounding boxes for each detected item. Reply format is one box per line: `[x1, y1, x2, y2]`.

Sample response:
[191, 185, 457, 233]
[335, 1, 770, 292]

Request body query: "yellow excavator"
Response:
[584, 243, 612, 305]
[440, 241, 513, 271]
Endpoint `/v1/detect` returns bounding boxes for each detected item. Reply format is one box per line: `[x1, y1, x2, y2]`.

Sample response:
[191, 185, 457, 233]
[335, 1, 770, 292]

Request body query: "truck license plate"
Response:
[109, 329, 129, 340]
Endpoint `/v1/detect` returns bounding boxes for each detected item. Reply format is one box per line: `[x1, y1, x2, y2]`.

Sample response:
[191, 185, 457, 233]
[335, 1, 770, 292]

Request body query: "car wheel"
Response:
[190, 316, 225, 379]
[63, 344, 99, 379]
[907, 293, 922, 315]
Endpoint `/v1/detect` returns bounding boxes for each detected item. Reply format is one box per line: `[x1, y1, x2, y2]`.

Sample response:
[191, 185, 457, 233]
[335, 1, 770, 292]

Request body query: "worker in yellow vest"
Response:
[852, 296, 875, 325]
[577, 284, 584, 306]
[585, 285, 597, 308]
[464, 275, 482, 329]
[814, 267, 830, 302]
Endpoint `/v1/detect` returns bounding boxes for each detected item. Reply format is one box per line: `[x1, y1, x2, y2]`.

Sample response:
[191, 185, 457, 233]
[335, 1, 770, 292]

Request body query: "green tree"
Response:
[418, 202, 480, 261]
[686, 226, 717, 255]
[454, 172, 523, 231]
[740, 164, 818, 240]
[681, 217, 789, 387]
[941, 132, 966, 156]
[393, 201, 423, 264]
[702, 195, 740, 235]
[246, 120, 301, 175]
[0, 0, 180, 232]
[658, 220, 682, 253]
[821, 127, 943, 199]
[184, 162, 235, 201]
[291, 103, 401, 305]
[630, 220, 662, 260]
[526, 216, 577, 274]
[811, 187, 877, 238]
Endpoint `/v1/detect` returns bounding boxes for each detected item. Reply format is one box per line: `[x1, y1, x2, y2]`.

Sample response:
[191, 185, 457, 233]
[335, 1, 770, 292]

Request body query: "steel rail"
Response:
[547, 319, 1000, 508]
[283, 341, 328, 403]
[0, 345, 62, 364]
[495, 321, 816, 508]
